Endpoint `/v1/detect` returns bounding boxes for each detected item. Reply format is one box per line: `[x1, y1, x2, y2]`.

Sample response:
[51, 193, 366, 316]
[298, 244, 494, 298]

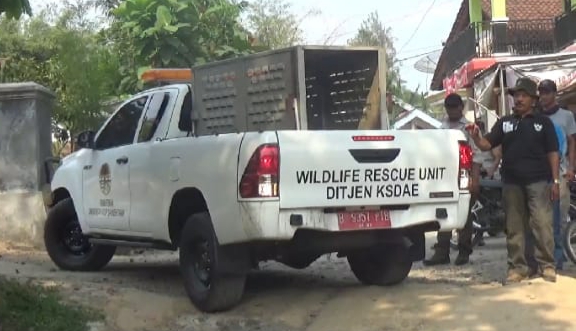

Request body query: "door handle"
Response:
[116, 156, 129, 165]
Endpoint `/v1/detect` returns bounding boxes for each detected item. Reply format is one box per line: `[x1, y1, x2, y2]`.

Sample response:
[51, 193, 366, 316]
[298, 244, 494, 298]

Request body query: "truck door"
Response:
[82, 95, 149, 231]
[127, 88, 179, 233]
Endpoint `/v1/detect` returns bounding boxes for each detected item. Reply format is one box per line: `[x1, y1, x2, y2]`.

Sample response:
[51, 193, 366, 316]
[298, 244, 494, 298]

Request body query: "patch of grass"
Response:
[0, 276, 103, 331]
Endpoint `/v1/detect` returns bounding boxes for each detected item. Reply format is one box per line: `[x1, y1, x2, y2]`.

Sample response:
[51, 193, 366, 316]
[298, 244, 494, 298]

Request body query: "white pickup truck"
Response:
[43, 46, 472, 312]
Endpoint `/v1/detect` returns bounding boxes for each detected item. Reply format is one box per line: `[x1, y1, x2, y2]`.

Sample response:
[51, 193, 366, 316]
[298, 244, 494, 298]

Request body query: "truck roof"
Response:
[134, 83, 191, 96]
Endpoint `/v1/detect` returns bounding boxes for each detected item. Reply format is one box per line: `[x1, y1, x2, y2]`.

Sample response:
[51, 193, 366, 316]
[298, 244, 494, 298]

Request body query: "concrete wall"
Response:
[0, 82, 54, 248]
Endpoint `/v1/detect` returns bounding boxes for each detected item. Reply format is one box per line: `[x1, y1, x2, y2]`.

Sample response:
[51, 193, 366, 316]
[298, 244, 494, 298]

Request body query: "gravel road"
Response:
[1, 233, 576, 331]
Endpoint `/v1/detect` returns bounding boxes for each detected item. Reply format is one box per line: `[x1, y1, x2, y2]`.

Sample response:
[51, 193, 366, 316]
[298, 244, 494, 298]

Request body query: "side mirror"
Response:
[76, 131, 96, 149]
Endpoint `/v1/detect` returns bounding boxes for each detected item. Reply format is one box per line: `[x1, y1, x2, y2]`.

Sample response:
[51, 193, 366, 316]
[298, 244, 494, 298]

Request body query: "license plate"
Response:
[337, 210, 391, 230]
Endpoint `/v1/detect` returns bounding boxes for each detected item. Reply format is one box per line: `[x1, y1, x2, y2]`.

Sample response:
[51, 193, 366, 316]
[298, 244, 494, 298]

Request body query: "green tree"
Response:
[0, 0, 32, 19]
[348, 11, 429, 118]
[0, 2, 123, 150]
[111, 0, 254, 93]
[244, 0, 319, 50]
[89, 0, 122, 12]
[348, 12, 401, 96]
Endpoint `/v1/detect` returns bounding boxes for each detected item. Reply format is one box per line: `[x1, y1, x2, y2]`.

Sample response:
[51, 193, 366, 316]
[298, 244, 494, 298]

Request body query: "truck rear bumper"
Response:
[238, 194, 471, 241]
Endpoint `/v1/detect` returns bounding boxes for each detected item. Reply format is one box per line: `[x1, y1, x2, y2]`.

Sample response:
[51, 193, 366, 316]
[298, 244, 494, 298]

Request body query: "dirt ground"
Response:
[1, 233, 576, 331]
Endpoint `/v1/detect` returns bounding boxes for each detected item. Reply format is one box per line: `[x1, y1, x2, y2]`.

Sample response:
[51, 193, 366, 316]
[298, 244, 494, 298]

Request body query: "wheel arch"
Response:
[49, 187, 72, 207]
[168, 187, 210, 247]
[46, 186, 90, 232]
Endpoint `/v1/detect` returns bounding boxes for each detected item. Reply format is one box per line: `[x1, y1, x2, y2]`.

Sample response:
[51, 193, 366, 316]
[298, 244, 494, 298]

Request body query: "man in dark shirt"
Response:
[424, 93, 482, 266]
[468, 77, 560, 284]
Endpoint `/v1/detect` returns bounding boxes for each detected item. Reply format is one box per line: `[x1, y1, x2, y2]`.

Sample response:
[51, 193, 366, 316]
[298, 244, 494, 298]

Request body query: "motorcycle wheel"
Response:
[564, 220, 576, 265]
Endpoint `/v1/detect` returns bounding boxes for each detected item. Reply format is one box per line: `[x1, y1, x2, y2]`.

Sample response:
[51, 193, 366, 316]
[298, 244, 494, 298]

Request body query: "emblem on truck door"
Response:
[99, 163, 111, 196]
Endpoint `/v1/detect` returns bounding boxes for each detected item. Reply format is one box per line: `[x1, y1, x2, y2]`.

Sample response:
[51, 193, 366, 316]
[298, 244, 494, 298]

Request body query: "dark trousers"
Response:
[435, 197, 475, 254]
[503, 181, 555, 275]
[526, 178, 569, 270]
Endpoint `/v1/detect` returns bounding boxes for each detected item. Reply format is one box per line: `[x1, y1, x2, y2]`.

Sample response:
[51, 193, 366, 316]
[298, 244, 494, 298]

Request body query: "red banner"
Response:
[443, 58, 497, 95]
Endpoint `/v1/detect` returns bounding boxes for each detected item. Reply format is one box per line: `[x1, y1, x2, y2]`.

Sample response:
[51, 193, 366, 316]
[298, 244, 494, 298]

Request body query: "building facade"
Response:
[431, 0, 576, 93]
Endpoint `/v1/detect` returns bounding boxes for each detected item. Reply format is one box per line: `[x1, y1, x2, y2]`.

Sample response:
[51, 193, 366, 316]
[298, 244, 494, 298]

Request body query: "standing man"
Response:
[469, 77, 559, 283]
[526, 79, 576, 271]
[424, 93, 482, 266]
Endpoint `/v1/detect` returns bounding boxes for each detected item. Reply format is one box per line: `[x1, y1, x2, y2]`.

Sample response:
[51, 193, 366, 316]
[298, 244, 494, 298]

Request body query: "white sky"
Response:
[30, 0, 462, 93]
[290, 0, 462, 92]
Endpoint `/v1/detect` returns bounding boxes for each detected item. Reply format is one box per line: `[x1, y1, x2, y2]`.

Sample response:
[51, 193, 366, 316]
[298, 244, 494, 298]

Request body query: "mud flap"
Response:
[405, 231, 425, 262]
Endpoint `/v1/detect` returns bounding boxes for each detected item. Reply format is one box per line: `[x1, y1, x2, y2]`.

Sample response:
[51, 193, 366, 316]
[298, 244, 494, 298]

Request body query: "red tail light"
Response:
[239, 144, 279, 198]
[459, 141, 473, 170]
[458, 141, 473, 190]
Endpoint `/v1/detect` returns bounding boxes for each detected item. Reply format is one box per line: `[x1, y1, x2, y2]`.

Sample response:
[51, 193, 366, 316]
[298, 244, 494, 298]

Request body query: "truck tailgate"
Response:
[277, 130, 466, 209]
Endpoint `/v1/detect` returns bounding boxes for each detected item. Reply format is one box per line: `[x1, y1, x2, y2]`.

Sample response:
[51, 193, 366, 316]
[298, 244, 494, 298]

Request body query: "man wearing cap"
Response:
[424, 93, 482, 266]
[468, 77, 559, 283]
[524, 79, 576, 271]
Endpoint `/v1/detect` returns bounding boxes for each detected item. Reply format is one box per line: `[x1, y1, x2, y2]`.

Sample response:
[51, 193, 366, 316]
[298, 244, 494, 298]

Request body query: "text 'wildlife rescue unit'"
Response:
[295, 167, 447, 200]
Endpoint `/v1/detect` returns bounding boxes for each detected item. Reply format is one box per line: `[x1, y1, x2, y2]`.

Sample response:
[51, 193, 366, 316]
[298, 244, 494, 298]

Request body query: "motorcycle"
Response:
[450, 177, 505, 250]
[564, 182, 576, 264]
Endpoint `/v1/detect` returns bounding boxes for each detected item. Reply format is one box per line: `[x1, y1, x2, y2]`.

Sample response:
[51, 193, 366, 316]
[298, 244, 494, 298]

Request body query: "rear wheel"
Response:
[347, 244, 412, 286]
[179, 212, 246, 312]
[44, 198, 116, 271]
[564, 220, 576, 265]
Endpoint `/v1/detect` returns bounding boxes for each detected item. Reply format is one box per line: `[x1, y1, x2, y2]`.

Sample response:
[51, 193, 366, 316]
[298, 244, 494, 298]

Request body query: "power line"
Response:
[397, 0, 439, 54]
[315, 0, 459, 45]
[398, 44, 442, 56]
[383, 0, 457, 25]
[396, 48, 443, 62]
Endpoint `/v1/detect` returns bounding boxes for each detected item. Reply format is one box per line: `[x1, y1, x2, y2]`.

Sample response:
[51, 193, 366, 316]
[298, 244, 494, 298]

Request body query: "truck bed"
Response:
[190, 46, 387, 135]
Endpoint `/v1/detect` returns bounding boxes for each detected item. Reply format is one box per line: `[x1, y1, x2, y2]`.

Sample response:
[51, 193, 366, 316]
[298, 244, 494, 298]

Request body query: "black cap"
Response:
[508, 77, 538, 98]
[444, 93, 463, 107]
[538, 79, 557, 93]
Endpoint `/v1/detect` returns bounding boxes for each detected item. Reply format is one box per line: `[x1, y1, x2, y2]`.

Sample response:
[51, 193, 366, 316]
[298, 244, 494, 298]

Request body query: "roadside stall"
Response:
[472, 52, 576, 132]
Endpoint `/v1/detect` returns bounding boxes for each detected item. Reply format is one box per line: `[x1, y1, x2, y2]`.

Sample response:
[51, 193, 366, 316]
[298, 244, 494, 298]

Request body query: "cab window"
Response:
[138, 92, 170, 142]
[95, 96, 148, 150]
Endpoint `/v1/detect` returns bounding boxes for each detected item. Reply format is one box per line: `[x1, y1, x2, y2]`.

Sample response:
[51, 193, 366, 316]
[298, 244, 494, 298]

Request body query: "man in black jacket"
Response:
[468, 77, 559, 284]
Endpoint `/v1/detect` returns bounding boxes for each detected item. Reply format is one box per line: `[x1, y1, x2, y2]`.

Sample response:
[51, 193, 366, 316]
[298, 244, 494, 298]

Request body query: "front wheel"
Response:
[44, 198, 116, 271]
[564, 220, 576, 265]
[347, 244, 412, 286]
[179, 212, 247, 312]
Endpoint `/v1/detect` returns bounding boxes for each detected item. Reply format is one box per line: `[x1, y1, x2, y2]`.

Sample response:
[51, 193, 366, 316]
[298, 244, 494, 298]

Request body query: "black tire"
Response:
[179, 212, 246, 312]
[564, 220, 576, 265]
[347, 244, 412, 286]
[44, 198, 116, 271]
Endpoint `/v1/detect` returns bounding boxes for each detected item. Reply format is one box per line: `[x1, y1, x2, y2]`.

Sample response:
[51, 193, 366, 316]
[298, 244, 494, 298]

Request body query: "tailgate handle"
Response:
[348, 149, 400, 163]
